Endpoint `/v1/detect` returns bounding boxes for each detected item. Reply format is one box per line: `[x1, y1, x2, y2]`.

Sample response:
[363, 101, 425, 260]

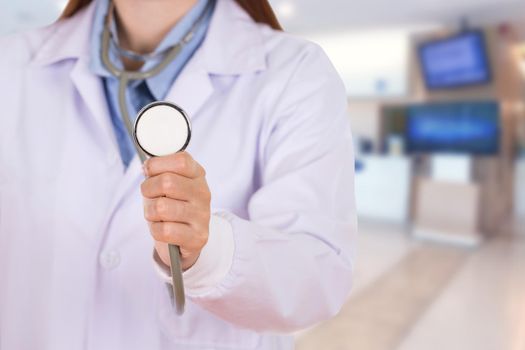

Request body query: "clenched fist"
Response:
[141, 152, 211, 271]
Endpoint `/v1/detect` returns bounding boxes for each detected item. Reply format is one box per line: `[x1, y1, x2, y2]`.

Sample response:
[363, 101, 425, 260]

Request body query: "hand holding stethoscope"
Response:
[101, 0, 214, 314]
[138, 104, 211, 315]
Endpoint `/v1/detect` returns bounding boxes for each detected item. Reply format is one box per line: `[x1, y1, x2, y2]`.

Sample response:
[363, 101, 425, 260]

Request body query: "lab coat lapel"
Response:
[162, 0, 267, 121]
[163, 52, 214, 122]
[70, 57, 119, 155]
[32, 3, 119, 156]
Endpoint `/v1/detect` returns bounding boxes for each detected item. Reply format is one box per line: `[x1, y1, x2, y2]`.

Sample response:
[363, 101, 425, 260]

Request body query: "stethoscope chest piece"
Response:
[134, 101, 191, 157]
[133, 100, 190, 315]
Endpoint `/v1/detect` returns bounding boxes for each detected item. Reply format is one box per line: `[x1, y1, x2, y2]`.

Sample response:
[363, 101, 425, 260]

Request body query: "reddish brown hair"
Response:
[61, 0, 282, 30]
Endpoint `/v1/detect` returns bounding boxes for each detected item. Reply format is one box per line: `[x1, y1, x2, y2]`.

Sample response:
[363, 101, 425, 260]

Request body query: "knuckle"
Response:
[152, 223, 170, 242]
[196, 230, 209, 249]
[144, 201, 154, 221]
[202, 187, 211, 202]
[197, 207, 210, 222]
[143, 161, 152, 177]
[142, 161, 150, 176]
[177, 202, 188, 219]
[140, 181, 147, 196]
[160, 223, 173, 242]
[155, 198, 168, 217]
[160, 174, 174, 193]
[195, 182, 210, 202]
[178, 156, 189, 172]
[198, 164, 206, 177]
[150, 223, 162, 240]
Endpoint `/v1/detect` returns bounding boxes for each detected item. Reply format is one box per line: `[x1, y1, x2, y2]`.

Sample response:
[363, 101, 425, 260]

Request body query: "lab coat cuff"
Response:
[152, 212, 235, 296]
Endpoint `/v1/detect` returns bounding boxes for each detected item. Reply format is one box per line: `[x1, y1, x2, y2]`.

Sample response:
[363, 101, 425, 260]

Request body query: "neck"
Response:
[113, 0, 198, 55]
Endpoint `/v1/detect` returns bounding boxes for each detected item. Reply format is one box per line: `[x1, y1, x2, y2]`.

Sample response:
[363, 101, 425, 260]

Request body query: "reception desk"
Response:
[412, 178, 482, 246]
[354, 155, 411, 223]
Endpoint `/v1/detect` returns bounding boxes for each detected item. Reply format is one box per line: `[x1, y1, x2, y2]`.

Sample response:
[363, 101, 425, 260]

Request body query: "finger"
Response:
[149, 221, 192, 246]
[141, 172, 196, 201]
[144, 197, 196, 223]
[154, 240, 196, 263]
[144, 152, 205, 179]
[150, 222, 208, 251]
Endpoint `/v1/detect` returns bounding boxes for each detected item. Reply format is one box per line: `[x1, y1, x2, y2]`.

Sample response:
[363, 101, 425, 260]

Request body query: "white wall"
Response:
[308, 30, 411, 98]
[355, 156, 412, 223]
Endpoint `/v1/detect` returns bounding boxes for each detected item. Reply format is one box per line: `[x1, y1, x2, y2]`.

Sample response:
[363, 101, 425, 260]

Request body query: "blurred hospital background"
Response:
[2, 0, 524, 349]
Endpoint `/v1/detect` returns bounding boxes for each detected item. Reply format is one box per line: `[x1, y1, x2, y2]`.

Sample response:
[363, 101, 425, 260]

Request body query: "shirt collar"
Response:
[145, 0, 214, 99]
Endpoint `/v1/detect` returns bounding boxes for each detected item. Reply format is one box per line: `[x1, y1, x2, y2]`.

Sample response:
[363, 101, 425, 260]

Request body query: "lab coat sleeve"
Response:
[184, 43, 358, 333]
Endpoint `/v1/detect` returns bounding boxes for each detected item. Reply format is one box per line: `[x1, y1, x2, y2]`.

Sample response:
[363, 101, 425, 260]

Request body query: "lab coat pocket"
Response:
[158, 290, 260, 349]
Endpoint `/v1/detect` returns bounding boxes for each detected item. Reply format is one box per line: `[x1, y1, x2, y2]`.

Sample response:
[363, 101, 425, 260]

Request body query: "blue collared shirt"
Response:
[89, 0, 214, 167]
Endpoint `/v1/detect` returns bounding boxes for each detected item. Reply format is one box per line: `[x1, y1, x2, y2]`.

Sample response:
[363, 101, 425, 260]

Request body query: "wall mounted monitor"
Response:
[418, 31, 492, 90]
[406, 101, 500, 156]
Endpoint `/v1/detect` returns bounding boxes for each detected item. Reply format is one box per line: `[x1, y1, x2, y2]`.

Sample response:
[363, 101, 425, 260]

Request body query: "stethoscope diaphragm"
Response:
[134, 101, 191, 157]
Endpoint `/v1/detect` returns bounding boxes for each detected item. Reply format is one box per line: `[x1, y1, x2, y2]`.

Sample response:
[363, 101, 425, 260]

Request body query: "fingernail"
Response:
[142, 162, 148, 177]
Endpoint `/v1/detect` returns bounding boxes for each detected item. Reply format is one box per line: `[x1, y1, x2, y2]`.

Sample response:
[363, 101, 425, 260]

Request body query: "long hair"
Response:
[60, 0, 282, 30]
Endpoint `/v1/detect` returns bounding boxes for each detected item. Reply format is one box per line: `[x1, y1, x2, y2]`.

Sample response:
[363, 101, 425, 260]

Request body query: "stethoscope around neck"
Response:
[101, 0, 213, 315]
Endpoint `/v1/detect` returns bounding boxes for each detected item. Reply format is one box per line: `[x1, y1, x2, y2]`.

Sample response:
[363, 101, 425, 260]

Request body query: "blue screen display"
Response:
[419, 31, 491, 89]
[406, 101, 500, 155]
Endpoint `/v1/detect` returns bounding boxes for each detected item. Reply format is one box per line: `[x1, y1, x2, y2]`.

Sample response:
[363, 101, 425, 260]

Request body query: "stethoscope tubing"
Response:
[118, 75, 186, 316]
[132, 101, 192, 314]
[100, 0, 216, 315]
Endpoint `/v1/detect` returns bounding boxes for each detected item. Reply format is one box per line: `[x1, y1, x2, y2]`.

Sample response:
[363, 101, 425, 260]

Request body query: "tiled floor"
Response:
[295, 221, 525, 350]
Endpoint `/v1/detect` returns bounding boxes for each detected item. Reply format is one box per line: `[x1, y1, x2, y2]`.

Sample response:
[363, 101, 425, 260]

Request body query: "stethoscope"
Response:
[101, 0, 212, 315]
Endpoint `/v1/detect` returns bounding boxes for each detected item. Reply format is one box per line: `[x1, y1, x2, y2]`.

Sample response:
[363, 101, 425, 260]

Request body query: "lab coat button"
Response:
[99, 250, 121, 270]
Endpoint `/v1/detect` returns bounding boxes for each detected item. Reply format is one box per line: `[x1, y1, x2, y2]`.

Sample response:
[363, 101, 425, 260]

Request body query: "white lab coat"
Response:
[0, 0, 357, 349]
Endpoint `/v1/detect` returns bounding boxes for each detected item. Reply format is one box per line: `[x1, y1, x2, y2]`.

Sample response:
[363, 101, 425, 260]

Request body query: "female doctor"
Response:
[0, 0, 357, 349]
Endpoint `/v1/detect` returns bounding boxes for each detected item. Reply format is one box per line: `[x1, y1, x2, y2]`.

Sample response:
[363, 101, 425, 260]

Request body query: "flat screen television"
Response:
[418, 31, 492, 90]
[406, 101, 500, 155]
